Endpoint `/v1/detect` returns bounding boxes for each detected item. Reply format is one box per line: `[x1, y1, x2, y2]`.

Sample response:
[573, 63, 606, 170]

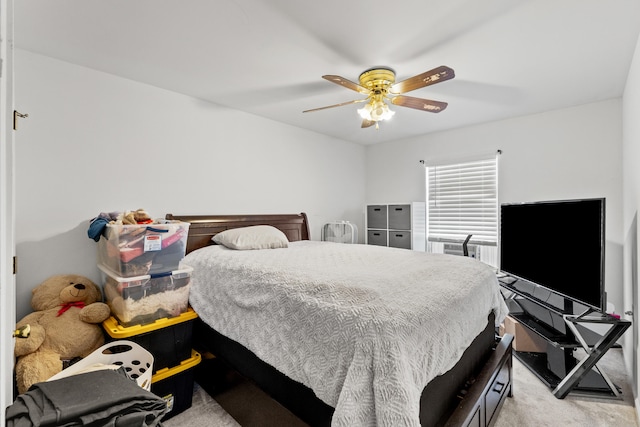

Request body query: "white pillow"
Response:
[212, 225, 289, 250]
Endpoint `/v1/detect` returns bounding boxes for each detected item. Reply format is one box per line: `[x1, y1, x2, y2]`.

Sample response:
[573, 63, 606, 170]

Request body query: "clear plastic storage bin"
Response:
[100, 264, 193, 327]
[97, 221, 189, 277]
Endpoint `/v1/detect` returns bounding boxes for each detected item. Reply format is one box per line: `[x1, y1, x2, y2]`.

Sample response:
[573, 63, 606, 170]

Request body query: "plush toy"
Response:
[113, 208, 153, 226]
[120, 211, 137, 225]
[13, 274, 111, 394]
[132, 209, 153, 224]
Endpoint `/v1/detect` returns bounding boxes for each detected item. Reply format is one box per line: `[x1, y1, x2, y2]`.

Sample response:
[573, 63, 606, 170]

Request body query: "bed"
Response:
[166, 213, 511, 427]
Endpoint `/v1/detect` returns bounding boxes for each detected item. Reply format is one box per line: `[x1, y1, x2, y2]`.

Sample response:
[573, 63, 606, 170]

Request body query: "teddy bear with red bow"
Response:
[13, 274, 111, 394]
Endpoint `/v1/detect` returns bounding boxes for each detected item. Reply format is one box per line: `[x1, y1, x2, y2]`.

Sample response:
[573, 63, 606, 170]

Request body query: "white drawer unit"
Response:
[365, 202, 426, 250]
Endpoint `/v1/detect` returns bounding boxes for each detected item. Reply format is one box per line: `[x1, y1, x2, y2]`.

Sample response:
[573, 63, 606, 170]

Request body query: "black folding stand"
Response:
[498, 274, 631, 399]
[553, 310, 630, 398]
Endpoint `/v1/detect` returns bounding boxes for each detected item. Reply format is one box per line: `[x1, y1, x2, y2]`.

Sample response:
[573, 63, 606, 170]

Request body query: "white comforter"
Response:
[185, 241, 507, 427]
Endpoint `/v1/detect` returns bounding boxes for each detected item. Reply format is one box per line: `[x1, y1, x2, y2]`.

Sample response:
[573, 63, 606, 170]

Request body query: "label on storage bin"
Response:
[162, 394, 174, 413]
[144, 235, 162, 252]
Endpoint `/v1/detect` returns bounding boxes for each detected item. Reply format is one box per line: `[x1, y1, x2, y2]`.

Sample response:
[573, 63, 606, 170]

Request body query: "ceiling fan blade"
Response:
[389, 66, 455, 94]
[390, 95, 448, 113]
[361, 119, 376, 128]
[303, 98, 368, 113]
[322, 75, 371, 94]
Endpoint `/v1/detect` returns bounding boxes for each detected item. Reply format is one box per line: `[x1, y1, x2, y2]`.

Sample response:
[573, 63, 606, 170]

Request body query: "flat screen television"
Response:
[499, 198, 605, 312]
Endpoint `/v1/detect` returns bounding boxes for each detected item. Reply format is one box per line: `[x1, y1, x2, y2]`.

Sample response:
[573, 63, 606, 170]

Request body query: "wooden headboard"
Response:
[165, 213, 311, 254]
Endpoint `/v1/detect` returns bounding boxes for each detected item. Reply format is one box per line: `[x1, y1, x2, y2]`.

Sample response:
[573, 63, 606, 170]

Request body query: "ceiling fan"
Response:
[303, 65, 455, 129]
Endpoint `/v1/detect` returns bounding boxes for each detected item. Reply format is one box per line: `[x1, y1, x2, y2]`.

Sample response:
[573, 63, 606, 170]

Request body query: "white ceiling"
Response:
[14, 0, 640, 145]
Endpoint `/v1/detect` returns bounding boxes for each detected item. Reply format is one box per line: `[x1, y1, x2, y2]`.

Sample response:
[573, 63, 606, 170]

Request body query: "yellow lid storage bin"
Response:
[151, 350, 201, 421]
[103, 308, 198, 373]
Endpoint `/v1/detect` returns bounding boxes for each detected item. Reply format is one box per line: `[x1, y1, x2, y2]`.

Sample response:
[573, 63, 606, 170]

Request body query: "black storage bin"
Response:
[102, 308, 198, 373]
[151, 350, 201, 421]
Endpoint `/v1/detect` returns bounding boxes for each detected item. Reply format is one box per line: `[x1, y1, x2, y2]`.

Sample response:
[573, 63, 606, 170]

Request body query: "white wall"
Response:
[622, 31, 640, 407]
[365, 100, 624, 317]
[13, 48, 632, 381]
[14, 50, 366, 320]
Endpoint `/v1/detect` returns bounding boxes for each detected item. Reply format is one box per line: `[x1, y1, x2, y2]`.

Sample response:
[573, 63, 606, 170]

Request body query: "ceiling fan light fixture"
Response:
[373, 102, 394, 121]
[357, 103, 373, 120]
[358, 99, 395, 122]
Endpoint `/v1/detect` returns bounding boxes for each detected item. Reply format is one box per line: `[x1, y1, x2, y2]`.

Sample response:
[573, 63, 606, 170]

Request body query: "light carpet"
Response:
[163, 348, 639, 427]
[162, 384, 240, 427]
[495, 348, 638, 427]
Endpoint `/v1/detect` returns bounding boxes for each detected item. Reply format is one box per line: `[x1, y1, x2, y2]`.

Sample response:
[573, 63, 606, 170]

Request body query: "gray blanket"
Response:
[185, 241, 508, 426]
[5, 368, 166, 427]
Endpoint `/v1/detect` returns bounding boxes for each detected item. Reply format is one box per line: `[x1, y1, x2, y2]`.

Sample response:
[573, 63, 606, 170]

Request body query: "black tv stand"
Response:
[498, 273, 630, 399]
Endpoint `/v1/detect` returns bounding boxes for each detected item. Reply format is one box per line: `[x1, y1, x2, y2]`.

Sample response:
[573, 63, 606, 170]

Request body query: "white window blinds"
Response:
[426, 154, 498, 246]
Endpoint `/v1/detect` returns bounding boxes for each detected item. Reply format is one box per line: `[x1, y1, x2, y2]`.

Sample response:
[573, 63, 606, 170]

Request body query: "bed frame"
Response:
[166, 213, 513, 427]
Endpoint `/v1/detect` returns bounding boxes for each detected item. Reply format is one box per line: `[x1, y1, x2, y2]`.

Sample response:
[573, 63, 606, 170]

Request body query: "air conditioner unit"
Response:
[443, 242, 478, 259]
[321, 221, 358, 244]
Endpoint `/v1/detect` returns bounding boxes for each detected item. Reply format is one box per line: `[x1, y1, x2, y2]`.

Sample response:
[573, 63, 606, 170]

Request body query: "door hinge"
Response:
[13, 111, 29, 130]
[13, 256, 17, 275]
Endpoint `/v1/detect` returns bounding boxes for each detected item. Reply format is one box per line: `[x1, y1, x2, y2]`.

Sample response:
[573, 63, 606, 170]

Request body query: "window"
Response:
[425, 153, 499, 265]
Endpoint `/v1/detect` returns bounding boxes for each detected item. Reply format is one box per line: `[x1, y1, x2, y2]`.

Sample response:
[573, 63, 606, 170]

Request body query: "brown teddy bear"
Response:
[13, 274, 111, 394]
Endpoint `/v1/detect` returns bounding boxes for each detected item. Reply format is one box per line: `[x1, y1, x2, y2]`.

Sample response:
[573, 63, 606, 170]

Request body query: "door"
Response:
[0, 0, 16, 419]
[632, 214, 638, 397]
[624, 212, 638, 399]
